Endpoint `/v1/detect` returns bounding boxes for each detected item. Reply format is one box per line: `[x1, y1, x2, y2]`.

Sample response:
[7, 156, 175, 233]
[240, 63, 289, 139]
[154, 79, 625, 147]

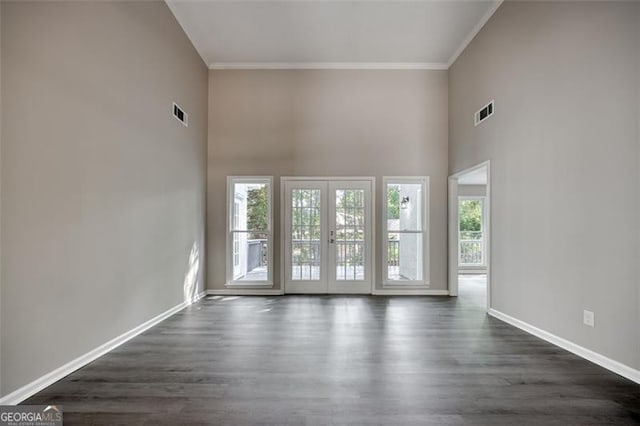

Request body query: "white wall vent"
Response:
[474, 100, 494, 126]
[173, 102, 188, 127]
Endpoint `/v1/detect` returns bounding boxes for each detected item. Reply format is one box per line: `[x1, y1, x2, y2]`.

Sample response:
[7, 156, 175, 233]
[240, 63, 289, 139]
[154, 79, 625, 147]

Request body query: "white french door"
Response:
[283, 178, 373, 294]
[284, 180, 326, 294]
[328, 180, 373, 293]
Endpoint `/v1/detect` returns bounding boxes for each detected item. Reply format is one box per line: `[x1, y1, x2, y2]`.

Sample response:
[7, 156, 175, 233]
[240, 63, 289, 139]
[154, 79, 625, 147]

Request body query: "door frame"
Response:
[448, 161, 491, 311]
[280, 176, 376, 295]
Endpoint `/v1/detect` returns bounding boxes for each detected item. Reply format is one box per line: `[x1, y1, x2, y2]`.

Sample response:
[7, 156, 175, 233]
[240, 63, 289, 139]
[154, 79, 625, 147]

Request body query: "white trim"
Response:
[209, 62, 448, 70]
[193, 290, 207, 304]
[0, 291, 206, 406]
[207, 289, 284, 296]
[448, 177, 459, 296]
[370, 179, 377, 295]
[224, 283, 274, 288]
[488, 308, 640, 385]
[280, 177, 286, 295]
[373, 288, 448, 296]
[381, 176, 430, 287]
[446, 0, 503, 68]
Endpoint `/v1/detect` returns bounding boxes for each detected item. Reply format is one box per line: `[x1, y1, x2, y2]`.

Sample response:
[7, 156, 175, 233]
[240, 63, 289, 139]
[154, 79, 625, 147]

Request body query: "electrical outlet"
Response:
[583, 310, 595, 327]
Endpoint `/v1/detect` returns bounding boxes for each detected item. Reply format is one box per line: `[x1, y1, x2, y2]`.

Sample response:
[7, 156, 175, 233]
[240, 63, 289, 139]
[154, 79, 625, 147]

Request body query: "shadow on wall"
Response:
[183, 242, 200, 304]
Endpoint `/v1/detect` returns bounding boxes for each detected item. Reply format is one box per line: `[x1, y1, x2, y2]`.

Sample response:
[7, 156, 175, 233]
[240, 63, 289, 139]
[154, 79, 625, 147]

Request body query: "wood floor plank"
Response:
[22, 280, 640, 425]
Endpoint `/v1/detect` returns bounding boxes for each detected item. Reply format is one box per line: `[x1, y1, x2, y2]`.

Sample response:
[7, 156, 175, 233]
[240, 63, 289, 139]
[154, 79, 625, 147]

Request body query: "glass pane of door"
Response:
[291, 189, 322, 280]
[335, 189, 365, 281]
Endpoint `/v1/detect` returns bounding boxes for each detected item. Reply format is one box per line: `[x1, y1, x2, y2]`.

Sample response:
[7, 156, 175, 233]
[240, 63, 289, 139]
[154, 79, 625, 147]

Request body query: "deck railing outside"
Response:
[247, 239, 268, 272]
[459, 231, 484, 266]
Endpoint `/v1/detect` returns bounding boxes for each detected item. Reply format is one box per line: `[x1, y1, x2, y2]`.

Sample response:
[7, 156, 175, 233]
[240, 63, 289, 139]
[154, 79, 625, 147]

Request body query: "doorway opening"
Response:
[281, 177, 375, 294]
[448, 162, 490, 310]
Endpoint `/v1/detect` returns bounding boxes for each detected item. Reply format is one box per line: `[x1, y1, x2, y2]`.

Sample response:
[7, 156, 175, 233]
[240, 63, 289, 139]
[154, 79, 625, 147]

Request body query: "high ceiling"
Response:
[166, 0, 502, 69]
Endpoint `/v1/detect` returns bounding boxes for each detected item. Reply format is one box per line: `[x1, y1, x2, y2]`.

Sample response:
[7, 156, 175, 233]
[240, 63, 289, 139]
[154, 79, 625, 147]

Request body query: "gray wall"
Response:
[208, 70, 448, 291]
[449, 1, 640, 369]
[458, 184, 486, 197]
[1, 1, 208, 395]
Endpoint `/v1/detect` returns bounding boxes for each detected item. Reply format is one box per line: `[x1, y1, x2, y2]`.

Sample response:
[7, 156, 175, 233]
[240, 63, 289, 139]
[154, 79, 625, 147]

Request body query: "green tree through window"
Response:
[459, 199, 482, 238]
[247, 186, 268, 238]
[386, 185, 400, 266]
[387, 186, 400, 220]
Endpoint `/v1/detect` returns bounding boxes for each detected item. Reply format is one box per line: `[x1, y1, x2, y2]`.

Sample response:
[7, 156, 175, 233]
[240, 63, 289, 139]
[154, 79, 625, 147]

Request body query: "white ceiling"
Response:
[166, 0, 502, 69]
[458, 166, 488, 185]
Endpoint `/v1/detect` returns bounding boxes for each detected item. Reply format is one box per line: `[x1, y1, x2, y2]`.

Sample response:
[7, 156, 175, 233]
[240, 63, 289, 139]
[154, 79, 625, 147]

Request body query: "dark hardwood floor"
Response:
[24, 277, 640, 425]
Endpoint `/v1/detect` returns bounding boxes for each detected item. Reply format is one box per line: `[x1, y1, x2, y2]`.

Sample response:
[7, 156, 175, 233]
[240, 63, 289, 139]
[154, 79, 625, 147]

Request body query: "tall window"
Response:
[227, 177, 273, 285]
[458, 197, 485, 267]
[383, 177, 429, 285]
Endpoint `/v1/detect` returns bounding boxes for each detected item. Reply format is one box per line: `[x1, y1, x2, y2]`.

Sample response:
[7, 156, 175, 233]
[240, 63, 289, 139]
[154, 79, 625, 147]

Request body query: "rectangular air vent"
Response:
[173, 102, 188, 127]
[474, 100, 494, 126]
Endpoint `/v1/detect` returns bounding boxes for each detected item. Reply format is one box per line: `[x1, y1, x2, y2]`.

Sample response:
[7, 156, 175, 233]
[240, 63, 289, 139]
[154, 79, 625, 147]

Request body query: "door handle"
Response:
[329, 238, 335, 244]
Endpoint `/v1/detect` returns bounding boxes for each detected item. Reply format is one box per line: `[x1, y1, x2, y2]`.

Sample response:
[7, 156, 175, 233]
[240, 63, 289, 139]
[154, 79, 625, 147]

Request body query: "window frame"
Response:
[226, 176, 274, 287]
[382, 176, 430, 286]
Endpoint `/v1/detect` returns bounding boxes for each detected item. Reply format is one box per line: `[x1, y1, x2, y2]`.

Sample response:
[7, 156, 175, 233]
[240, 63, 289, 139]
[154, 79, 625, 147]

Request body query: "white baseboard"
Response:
[373, 288, 449, 296]
[207, 289, 284, 296]
[488, 308, 640, 384]
[0, 291, 206, 406]
[208, 289, 449, 296]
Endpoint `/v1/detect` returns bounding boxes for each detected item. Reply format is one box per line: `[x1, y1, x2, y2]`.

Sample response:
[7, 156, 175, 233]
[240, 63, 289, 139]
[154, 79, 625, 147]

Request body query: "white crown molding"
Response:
[489, 308, 640, 385]
[447, 0, 503, 68]
[0, 291, 207, 406]
[209, 62, 448, 70]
